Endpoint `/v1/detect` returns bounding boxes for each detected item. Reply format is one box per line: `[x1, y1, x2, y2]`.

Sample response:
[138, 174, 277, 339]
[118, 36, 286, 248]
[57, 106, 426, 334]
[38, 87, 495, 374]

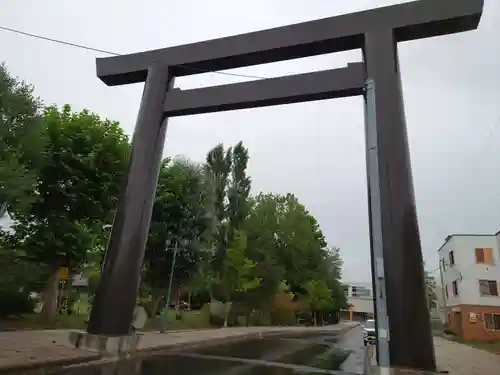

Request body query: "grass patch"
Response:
[145, 308, 212, 331]
[460, 340, 500, 355]
[0, 313, 87, 331]
[1, 307, 212, 332]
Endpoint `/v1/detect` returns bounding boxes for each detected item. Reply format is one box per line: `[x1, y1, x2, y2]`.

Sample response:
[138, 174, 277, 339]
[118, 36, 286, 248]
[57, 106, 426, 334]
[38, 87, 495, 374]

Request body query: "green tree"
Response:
[242, 192, 348, 323]
[247, 193, 328, 295]
[425, 270, 438, 310]
[204, 143, 232, 280]
[240, 195, 286, 319]
[4, 105, 130, 320]
[143, 158, 213, 318]
[227, 141, 251, 241]
[0, 63, 46, 213]
[320, 247, 349, 311]
[204, 142, 252, 297]
[303, 279, 333, 325]
[0, 245, 48, 294]
[219, 230, 260, 327]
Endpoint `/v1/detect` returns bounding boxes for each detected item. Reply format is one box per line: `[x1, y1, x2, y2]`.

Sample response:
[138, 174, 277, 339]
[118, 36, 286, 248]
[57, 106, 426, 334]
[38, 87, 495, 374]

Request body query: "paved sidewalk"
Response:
[434, 336, 500, 375]
[366, 336, 500, 375]
[0, 322, 359, 371]
[0, 330, 100, 371]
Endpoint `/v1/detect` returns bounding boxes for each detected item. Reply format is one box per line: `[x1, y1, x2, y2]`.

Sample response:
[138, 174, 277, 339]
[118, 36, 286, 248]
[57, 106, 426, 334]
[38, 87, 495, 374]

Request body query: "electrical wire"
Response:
[0, 25, 268, 80]
[4, 25, 499, 277]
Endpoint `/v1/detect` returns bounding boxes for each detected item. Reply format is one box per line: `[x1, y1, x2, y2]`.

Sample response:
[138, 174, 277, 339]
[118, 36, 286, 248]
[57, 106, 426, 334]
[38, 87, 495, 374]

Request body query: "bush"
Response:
[0, 289, 35, 319]
[249, 310, 271, 326]
[270, 309, 297, 326]
[182, 306, 211, 328]
[209, 313, 226, 327]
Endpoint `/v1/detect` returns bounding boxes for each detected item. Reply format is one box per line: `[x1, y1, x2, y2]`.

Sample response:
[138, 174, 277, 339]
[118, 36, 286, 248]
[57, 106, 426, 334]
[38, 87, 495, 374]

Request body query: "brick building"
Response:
[438, 233, 500, 340]
[340, 281, 374, 321]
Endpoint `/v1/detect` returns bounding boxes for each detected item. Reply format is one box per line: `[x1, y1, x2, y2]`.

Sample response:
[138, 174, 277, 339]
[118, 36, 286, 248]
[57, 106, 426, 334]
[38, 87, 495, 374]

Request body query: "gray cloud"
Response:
[1, 0, 499, 282]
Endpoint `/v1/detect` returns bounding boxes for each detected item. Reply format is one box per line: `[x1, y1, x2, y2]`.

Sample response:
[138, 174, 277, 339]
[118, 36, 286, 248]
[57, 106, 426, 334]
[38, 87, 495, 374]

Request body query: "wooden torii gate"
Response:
[87, 0, 484, 370]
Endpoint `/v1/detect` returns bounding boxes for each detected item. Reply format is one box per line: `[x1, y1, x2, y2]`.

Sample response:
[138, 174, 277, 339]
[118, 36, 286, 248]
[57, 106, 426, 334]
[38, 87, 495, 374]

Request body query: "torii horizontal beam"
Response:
[96, 0, 483, 85]
[164, 63, 365, 116]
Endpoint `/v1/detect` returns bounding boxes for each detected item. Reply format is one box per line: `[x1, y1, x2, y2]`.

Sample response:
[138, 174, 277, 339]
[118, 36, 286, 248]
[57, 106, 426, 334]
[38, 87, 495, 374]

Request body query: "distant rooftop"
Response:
[438, 231, 500, 252]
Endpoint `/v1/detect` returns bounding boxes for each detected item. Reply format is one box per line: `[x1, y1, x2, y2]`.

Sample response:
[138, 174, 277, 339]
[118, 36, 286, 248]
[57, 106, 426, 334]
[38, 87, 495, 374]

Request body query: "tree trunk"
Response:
[175, 288, 181, 314]
[187, 291, 192, 310]
[149, 288, 164, 321]
[223, 302, 232, 328]
[313, 311, 317, 326]
[245, 310, 252, 327]
[41, 267, 61, 321]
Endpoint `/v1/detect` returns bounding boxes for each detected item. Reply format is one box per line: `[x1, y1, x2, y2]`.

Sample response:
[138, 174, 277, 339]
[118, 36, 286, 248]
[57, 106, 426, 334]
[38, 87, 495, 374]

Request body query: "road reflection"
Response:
[47, 327, 364, 375]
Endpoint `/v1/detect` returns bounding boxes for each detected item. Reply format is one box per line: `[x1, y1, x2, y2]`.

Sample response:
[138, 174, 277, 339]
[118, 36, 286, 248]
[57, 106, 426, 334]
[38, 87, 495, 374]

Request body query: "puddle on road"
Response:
[189, 338, 303, 360]
[13, 336, 352, 375]
[186, 336, 349, 371]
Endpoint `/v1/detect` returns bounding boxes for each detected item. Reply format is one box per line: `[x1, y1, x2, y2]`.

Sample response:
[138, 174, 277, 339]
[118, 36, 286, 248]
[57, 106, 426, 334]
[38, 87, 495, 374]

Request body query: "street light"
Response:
[160, 238, 189, 333]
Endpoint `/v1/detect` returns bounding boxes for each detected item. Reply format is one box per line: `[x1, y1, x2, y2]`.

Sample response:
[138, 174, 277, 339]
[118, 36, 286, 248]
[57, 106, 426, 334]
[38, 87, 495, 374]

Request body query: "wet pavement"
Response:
[13, 327, 365, 375]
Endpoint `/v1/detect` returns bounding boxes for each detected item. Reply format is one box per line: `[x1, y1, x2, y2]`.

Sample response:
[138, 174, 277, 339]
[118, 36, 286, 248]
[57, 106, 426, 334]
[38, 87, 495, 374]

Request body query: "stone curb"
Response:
[61, 323, 360, 370]
[150, 323, 360, 355]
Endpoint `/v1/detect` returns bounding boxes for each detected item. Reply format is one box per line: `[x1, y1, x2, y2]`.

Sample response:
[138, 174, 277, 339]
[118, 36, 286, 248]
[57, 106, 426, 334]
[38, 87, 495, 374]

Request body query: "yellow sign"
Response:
[59, 267, 69, 281]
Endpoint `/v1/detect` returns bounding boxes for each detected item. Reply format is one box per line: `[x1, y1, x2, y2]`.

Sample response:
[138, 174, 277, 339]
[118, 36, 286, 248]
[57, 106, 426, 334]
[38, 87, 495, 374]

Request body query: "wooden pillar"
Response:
[87, 65, 174, 335]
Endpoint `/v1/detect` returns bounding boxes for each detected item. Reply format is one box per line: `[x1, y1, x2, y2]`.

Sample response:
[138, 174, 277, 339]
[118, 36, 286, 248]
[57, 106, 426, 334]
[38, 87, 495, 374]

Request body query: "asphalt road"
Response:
[42, 326, 366, 375]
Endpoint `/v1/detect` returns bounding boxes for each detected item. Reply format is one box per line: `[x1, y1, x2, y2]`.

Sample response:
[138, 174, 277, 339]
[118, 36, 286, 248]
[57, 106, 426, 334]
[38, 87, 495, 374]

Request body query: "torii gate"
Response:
[87, 0, 484, 371]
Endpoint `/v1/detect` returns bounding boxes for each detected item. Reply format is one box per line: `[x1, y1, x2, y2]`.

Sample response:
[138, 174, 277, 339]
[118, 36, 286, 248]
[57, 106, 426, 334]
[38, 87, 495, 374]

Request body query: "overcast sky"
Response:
[1, 0, 499, 283]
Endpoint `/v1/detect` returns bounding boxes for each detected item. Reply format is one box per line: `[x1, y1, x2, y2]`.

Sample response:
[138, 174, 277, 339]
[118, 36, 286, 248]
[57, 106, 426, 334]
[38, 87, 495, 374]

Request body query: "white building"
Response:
[341, 281, 374, 321]
[0, 204, 13, 232]
[438, 233, 500, 340]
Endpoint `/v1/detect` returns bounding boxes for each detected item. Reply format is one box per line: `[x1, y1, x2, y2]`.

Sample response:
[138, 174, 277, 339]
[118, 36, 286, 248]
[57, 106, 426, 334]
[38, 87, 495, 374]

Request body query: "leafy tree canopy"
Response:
[0, 63, 46, 213]
[144, 158, 213, 296]
[4, 104, 130, 269]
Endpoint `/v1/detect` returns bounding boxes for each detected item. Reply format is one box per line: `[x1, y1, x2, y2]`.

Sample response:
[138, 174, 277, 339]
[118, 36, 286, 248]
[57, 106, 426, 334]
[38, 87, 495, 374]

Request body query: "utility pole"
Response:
[364, 78, 390, 368]
[160, 240, 179, 333]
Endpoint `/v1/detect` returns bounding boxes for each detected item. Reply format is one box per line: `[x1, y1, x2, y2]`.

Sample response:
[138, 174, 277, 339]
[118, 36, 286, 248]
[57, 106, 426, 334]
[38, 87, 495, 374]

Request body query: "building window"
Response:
[449, 250, 455, 266]
[475, 248, 494, 265]
[452, 280, 459, 296]
[445, 284, 448, 299]
[441, 258, 447, 271]
[479, 280, 499, 297]
[342, 285, 349, 296]
[352, 286, 371, 297]
[484, 313, 500, 331]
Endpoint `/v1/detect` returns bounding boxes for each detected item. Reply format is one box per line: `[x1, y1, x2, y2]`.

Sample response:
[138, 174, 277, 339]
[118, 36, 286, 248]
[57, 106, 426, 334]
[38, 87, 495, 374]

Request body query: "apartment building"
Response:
[438, 233, 500, 340]
[341, 281, 374, 321]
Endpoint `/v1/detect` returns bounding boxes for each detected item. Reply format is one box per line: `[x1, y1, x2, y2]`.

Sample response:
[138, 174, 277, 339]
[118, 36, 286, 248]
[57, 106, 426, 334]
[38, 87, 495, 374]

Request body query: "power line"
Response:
[0, 25, 268, 80]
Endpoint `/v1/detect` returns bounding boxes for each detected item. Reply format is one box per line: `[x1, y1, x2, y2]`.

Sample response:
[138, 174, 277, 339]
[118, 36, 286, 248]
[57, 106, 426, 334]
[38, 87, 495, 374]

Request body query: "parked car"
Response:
[363, 319, 377, 346]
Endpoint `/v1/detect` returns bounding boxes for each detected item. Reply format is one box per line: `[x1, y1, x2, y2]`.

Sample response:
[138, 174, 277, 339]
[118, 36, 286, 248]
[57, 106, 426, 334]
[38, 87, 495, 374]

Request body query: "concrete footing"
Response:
[370, 368, 448, 375]
[68, 331, 143, 358]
